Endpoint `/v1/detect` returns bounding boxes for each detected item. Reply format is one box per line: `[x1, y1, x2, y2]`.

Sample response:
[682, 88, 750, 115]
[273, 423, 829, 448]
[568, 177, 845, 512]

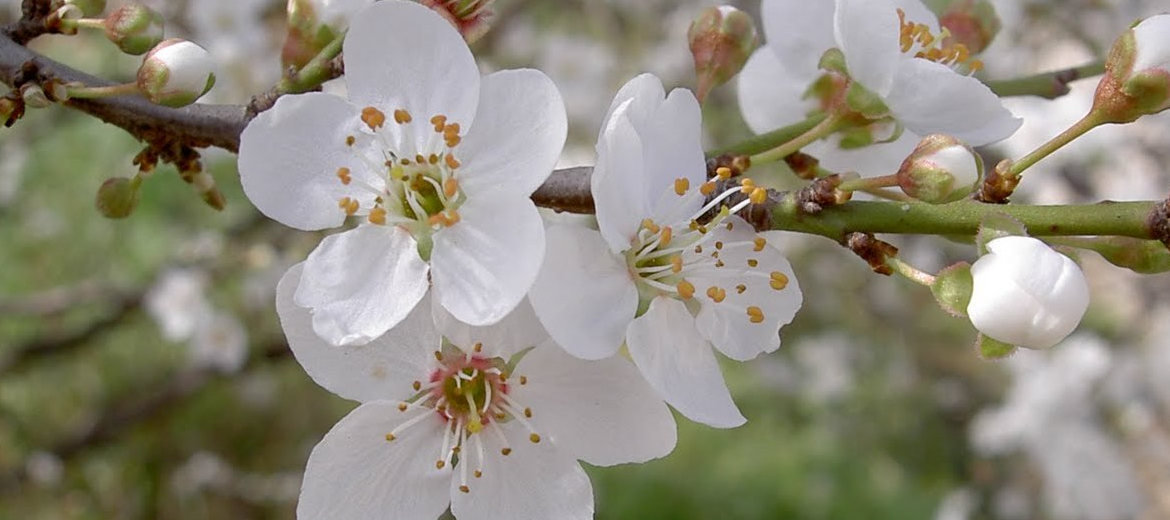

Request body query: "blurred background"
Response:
[2, 0, 1170, 518]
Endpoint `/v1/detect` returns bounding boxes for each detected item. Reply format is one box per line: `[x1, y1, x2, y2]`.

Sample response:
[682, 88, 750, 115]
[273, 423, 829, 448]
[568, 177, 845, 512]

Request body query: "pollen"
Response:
[747, 259, 759, 267]
[434, 351, 444, 361]
[529, 433, 541, 443]
[706, 286, 727, 303]
[739, 178, 756, 194]
[459, 485, 470, 493]
[749, 187, 767, 205]
[445, 153, 461, 169]
[770, 271, 789, 290]
[641, 218, 660, 234]
[361, 106, 386, 130]
[430, 114, 447, 132]
[413, 381, 422, 391]
[428, 154, 439, 164]
[338, 197, 359, 215]
[436, 460, 446, 469]
[474, 470, 482, 478]
[473, 342, 483, 353]
[397, 402, 408, 412]
[715, 241, 724, 250]
[393, 109, 412, 124]
[700, 181, 717, 196]
[519, 376, 528, 385]
[444, 177, 459, 198]
[670, 255, 683, 274]
[385, 433, 396, 442]
[345, 135, 355, 146]
[674, 177, 690, 196]
[746, 306, 765, 323]
[677, 280, 695, 299]
[716, 166, 732, 180]
[524, 407, 532, 418]
[753, 237, 767, 252]
[368, 207, 387, 225]
[336, 167, 352, 185]
[501, 448, 512, 456]
[736, 284, 747, 294]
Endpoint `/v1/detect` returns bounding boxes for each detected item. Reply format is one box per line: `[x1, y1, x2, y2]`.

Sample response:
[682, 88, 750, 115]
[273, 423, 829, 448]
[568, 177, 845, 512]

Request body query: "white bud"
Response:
[967, 236, 1089, 349]
[137, 39, 217, 107]
[1131, 14, 1170, 74]
[896, 135, 981, 203]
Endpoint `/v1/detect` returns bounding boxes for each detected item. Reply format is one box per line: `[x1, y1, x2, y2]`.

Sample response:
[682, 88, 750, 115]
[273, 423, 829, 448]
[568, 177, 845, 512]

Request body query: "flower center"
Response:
[897, 8, 983, 74]
[380, 343, 542, 494]
[333, 107, 468, 254]
[623, 171, 790, 323]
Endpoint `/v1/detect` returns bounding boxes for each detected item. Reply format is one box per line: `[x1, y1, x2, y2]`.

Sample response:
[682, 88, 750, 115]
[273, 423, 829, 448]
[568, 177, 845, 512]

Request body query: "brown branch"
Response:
[0, 292, 142, 373]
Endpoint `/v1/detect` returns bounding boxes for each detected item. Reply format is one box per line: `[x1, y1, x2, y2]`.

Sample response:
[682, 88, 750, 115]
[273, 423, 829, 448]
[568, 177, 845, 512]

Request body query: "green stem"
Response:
[769, 198, 1157, 240]
[706, 113, 826, 158]
[986, 61, 1106, 99]
[1006, 112, 1102, 177]
[279, 32, 346, 94]
[750, 114, 843, 165]
[887, 258, 936, 286]
[838, 174, 899, 192]
[74, 18, 106, 30]
[66, 82, 139, 99]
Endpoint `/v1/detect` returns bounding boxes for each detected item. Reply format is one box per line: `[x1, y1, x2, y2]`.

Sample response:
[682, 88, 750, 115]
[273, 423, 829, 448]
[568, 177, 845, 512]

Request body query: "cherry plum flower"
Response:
[737, 0, 1020, 175]
[529, 74, 803, 428]
[239, 0, 566, 346]
[277, 264, 676, 520]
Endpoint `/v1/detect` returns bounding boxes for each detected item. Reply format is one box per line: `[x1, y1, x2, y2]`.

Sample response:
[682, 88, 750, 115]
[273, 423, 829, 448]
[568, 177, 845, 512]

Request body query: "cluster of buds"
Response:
[687, 5, 758, 103]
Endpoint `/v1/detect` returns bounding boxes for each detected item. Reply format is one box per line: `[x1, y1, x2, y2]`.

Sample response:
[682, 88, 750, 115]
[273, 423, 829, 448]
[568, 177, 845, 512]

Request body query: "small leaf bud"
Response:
[1092, 14, 1170, 124]
[103, 2, 165, 55]
[420, 0, 496, 43]
[137, 39, 217, 108]
[896, 134, 982, 203]
[96, 177, 141, 219]
[688, 5, 759, 103]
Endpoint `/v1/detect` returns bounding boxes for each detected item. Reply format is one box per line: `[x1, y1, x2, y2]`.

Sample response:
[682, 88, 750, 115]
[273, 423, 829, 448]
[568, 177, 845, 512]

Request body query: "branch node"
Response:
[845, 232, 899, 275]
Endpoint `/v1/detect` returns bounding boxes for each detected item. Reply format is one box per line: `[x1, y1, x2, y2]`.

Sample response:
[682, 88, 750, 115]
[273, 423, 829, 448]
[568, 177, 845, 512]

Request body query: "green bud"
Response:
[687, 5, 759, 103]
[896, 134, 982, 203]
[95, 177, 140, 219]
[65, 0, 107, 17]
[103, 3, 165, 55]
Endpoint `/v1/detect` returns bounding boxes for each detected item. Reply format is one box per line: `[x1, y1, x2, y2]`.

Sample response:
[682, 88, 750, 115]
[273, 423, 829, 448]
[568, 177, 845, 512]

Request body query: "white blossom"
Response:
[530, 74, 802, 428]
[967, 236, 1089, 349]
[239, 0, 567, 346]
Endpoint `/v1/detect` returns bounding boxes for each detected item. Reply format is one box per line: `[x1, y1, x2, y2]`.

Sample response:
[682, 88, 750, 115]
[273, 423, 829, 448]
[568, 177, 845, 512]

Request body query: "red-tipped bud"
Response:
[1092, 14, 1170, 124]
[96, 177, 140, 219]
[688, 5, 759, 103]
[137, 39, 217, 107]
[103, 2, 164, 55]
[419, 0, 496, 43]
[937, 0, 1001, 54]
[896, 134, 982, 203]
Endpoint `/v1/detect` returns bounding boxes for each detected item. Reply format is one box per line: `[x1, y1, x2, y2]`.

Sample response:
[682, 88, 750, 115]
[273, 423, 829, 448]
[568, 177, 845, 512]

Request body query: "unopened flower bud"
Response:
[20, 84, 51, 109]
[967, 236, 1089, 349]
[282, 0, 374, 70]
[65, 0, 107, 17]
[137, 39, 217, 107]
[95, 177, 140, 218]
[937, 0, 1001, 54]
[103, 3, 164, 55]
[1092, 14, 1170, 123]
[896, 134, 981, 203]
[688, 5, 758, 103]
[419, 0, 495, 43]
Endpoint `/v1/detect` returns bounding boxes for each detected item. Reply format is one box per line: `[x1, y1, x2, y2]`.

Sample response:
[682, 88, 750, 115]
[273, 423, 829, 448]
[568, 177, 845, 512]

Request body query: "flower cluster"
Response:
[233, 0, 1111, 518]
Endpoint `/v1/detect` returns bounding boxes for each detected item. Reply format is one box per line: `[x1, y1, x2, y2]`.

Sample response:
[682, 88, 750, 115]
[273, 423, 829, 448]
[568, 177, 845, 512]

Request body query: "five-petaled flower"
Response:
[240, 0, 567, 346]
[277, 264, 677, 520]
[737, 0, 1020, 175]
[529, 74, 803, 428]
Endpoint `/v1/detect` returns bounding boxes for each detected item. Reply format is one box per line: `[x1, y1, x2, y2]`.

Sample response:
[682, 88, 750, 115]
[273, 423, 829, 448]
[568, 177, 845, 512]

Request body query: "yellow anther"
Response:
[716, 166, 732, 180]
[434, 351, 444, 361]
[446, 209, 461, 225]
[361, 106, 386, 130]
[747, 259, 759, 267]
[345, 135, 355, 146]
[412, 381, 421, 391]
[445, 154, 461, 169]
[401, 158, 411, 165]
[641, 218, 660, 234]
[474, 470, 482, 478]
[968, 59, 984, 73]
[467, 420, 483, 434]
[715, 241, 724, 250]
[700, 181, 717, 196]
[501, 448, 512, 456]
[519, 376, 528, 385]
[473, 342, 483, 353]
[385, 433, 396, 441]
[338, 197, 359, 215]
[746, 306, 765, 323]
[397, 402, 408, 412]
[368, 207, 387, 225]
[459, 485, 470, 493]
[436, 460, 446, 469]
[336, 167, 352, 185]
[677, 280, 695, 299]
[429, 154, 440, 164]
[430, 114, 447, 131]
[445, 134, 462, 148]
[393, 109, 413, 124]
[694, 245, 703, 254]
[715, 259, 725, 268]
[444, 178, 459, 198]
[753, 237, 767, 252]
[725, 221, 734, 230]
[739, 178, 756, 194]
[674, 177, 690, 196]
[415, 154, 426, 164]
[659, 226, 673, 246]
[670, 255, 683, 274]
[749, 187, 767, 204]
[770, 271, 789, 290]
[524, 407, 532, 418]
[706, 286, 727, 303]
[736, 284, 747, 294]
[529, 433, 541, 443]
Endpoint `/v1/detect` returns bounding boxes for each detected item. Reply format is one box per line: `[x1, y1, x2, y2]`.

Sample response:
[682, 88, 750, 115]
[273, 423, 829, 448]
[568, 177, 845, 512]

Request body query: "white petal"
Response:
[884, 59, 1021, 145]
[760, 0, 836, 80]
[626, 297, 746, 428]
[295, 225, 429, 346]
[1133, 14, 1170, 72]
[807, 129, 922, 177]
[641, 88, 707, 223]
[688, 220, 803, 361]
[431, 196, 544, 326]
[597, 73, 666, 144]
[432, 297, 550, 360]
[458, 69, 567, 199]
[343, 0, 480, 151]
[529, 224, 637, 361]
[834, 0, 902, 96]
[450, 421, 593, 520]
[592, 108, 646, 252]
[736, 48, 820, 134]
[239, 92, 377, 231]
[278, 263, 438, 402]
[297, 401, 450, 520]
[514, 342, 676, 466]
